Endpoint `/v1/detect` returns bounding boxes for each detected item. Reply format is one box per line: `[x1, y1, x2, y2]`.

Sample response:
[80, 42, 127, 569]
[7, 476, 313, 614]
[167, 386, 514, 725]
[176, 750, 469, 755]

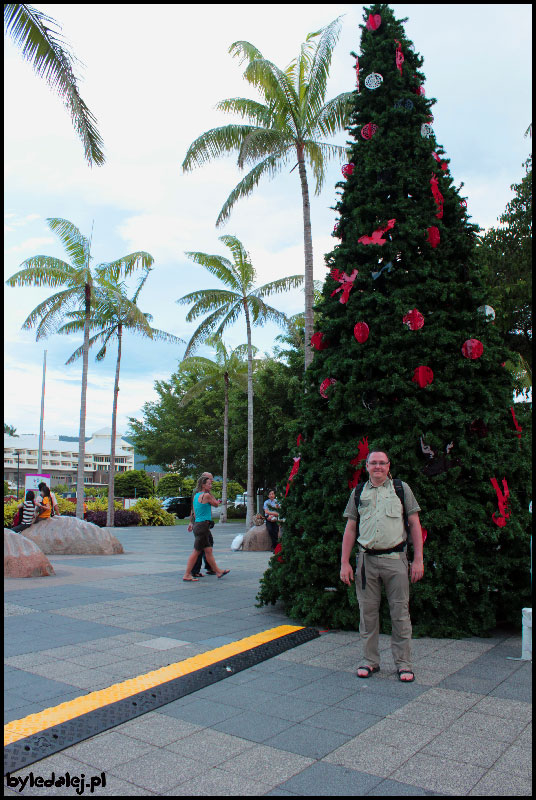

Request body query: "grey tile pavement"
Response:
[4, 523, 532, 796]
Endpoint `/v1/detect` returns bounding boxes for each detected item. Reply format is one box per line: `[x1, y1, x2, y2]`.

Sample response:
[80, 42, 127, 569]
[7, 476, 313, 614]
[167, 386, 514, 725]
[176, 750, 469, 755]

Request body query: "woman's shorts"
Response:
[193, 520, 212, 551]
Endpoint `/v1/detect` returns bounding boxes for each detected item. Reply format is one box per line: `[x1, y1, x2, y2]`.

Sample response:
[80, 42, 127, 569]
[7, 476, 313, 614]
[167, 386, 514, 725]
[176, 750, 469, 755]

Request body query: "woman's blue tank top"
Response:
[193, 492, 212, 522]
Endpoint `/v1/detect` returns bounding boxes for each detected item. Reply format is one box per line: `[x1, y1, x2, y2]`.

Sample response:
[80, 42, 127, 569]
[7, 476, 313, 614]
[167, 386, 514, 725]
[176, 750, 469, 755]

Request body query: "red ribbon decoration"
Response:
[366, 13, 381, 31]
[355, 57, 360, 92]
[421, 527, 428, 544]
[341, 163, 355, 178]
[490, 477, 510, 527]
[348, 468, 364, 489]
[350, 436, 369, 466]
[432, 151, 448, 171]
[297, 434, 303, 448]
[394, 39, 404, 75]
[462, 339, 484, 359]
[426, 226, 440, 248]
[430, 175, 444, 219]
[412, 366, 434, 388]
[330, 268, 358, 303]
[273, 542, 283, 562]
[510, 406, 522, 442]
[310, 332, 329, 350]
[403, 308, 425, 330]
[319, 378, 337, 398]
[359, 218, 396, 246]
[285, 456, 301, 497]
[354, 322, 369, 343]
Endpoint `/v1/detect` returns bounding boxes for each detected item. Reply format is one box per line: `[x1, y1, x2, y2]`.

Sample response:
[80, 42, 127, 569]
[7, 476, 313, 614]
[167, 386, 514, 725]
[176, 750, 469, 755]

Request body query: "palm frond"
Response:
[216, 154, 283, 226]
[183, 304, 238, 358]
[237, 127, 293, 169]
[311, 92, 354, 138]
[303, 140, 347, 194]
[98, 252, 154, 283]
[141, 327, 184, 347]
[63, 328, 113, 364]
[46, 217, 90, 269]
[178, 290, 239, 322]
[4, 3, 105, 166]
[253, 274, 304, 298]
[183, 251, 238, 289]
[6, 257, 74, 288]
[215, 97, 273, 127]
[303, 17, 343, 117]
[242, 58, 299, 128]
[228, 40, 264, 66]
[212, 302, 245, 339]
[21, 288, 77, 331]
[182, 124, 257, 171]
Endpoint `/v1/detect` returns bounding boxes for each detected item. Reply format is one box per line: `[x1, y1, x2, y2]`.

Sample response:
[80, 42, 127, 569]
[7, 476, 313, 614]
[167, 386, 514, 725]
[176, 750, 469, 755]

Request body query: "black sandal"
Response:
[357, 665, 380, 678]
[397, 669, 415, 682]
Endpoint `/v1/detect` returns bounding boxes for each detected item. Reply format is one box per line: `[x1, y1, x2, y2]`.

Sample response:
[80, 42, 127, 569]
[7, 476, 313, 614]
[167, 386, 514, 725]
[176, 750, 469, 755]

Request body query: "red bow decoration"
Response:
[319, 378, 337, 398]
[310, 332, 329, 351]
[432, 151, 448, 171]
[412, 366, 434, 388]
[510, 406, 522, 442]
[359, 219, 396, 246]
[430, 175, 444, 219]
[354, 322, 369, 343]
[355, 57, 360, 92]
[350, 436, 369, 466]
[462, 339, 484, 359]
[348, 468, 364, 489]
[341, 163, 355, 178]
[273, 542, 283, 562]
[403, 308, 424, 330]
[426, 226, 440, 248]
[285, 457, 301, 497]
[361, 122, 379, 140]
[394, 40, 404, 75]
[422, 527, 428, 544]
[490, 477, 510, 527]
[366, 13, 381, 31]
[297, 434, 303, 448]
[330, 268, 358, 303]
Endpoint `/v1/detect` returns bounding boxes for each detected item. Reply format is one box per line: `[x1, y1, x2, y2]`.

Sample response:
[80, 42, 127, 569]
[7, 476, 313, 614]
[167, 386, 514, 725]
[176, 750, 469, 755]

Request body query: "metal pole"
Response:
[16, 451, 20, 499]
[37, 350, 47, 472]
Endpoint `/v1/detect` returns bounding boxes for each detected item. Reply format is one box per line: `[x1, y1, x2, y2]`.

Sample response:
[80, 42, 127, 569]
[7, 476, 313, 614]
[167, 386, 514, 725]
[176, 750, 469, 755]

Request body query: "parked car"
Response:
[231, 493, 247, 507]
[161, 496, 192, 519]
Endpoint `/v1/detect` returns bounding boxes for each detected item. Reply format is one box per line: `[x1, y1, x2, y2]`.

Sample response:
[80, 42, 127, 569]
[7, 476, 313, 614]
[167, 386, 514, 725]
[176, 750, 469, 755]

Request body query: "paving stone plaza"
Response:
[4, 523, 532, 796]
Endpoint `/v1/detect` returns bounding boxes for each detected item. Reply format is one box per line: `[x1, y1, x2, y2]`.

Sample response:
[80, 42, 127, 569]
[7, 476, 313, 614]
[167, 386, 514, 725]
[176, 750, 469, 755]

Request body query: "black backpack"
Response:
[354, 478, 410, 540]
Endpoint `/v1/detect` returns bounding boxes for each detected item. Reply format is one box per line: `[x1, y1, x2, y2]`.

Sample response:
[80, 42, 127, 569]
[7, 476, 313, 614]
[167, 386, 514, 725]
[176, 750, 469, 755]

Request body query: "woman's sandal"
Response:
[357, 665, 380, 678]
[217, 570, 230, 579]
[397, 669, 415, 682]
[182, 576, 199, 582]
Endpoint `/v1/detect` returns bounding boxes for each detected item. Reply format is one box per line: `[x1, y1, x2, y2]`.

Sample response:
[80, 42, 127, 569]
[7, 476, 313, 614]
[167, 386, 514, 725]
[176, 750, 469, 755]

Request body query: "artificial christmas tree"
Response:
[258, 4, 532, 637]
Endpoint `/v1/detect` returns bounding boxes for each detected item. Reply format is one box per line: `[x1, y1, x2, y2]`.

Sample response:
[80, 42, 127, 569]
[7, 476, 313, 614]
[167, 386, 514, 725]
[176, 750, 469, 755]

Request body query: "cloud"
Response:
[7, 236, 55, 254]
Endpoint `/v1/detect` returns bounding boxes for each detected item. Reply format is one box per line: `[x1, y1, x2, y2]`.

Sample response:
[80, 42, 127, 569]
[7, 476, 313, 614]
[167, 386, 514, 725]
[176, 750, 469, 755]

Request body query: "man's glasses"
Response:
[368, 461, 389, 466]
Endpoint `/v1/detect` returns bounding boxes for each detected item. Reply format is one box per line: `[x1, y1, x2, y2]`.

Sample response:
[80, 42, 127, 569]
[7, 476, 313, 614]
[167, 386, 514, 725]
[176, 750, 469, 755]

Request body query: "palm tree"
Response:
[179, 338, 252, 524]
[177, 234, 303, 528]
[182, 17, 352, 369]
[4, 3, 105, 167]
[59, 271, 184, 526]
[5, 217, 153, 518]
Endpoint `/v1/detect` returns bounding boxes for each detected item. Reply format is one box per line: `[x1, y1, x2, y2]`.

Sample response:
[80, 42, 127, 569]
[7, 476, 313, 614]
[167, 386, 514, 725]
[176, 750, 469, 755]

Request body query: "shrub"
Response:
[4, 500, 19, 528]
[113, 510, 141, 527]
[227, 503, 247, 520]
[114, 470, 154, 498]
[85, 510, 107, 527]
[156, 473, 183, 497]
[131, 497, 177, 526]
[86, 497, 122, 512]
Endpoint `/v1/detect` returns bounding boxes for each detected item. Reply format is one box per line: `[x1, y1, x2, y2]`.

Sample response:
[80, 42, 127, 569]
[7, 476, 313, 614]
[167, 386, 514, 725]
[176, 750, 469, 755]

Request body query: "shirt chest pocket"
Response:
[358, 498, 373, 519]
[386, 499, 402, 518]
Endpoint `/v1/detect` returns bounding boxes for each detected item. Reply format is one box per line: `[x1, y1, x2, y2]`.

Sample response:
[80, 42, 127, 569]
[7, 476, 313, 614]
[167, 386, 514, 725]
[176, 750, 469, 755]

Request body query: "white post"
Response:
[521, 608, 532, 660]
[37, 350, 47, 472]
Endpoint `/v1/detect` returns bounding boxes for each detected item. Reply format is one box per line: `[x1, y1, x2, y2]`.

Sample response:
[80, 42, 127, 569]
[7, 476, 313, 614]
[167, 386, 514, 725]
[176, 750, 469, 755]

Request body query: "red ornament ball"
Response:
[361, 122, 378, 140]
[403, 308, 424, 330]
[366, 13, 381, 30]
[412, 366, 434, 388]
[354, 322, 369, 343]
[341, 163, 355, 178]
[320, 378, 337, 398]
[462, 339, 484, 359]
[310, 332, 329, 351]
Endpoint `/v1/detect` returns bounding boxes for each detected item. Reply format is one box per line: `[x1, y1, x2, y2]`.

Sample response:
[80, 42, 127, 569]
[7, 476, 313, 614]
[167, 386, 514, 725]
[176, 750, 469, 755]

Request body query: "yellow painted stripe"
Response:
[4, 625, 304, 746]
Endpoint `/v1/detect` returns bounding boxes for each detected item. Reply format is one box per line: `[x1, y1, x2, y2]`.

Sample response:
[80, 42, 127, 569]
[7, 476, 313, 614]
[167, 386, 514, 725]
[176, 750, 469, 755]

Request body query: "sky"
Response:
[4, 4, 532, 439]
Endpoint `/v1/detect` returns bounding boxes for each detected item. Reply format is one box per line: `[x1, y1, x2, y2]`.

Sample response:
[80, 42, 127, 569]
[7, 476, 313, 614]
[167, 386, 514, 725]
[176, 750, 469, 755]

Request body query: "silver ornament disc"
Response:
[421, 123, 433, 138]
[365, 72, 383, 90]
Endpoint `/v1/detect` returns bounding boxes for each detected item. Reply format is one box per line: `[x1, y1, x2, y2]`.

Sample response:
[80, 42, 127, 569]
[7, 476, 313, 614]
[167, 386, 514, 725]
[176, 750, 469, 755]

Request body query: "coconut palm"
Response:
[59, 271, 184, 526]
[179, 338, 253, 524]
[5, 217, 154, 518]
[4, 3, 105, 166]
[182, 17, 352, 369]
[177, 234, 303, 528]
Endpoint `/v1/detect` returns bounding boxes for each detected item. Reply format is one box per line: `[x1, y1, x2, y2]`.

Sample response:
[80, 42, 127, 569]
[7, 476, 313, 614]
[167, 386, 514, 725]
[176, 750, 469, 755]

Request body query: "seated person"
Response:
[12, 490, 38, 532]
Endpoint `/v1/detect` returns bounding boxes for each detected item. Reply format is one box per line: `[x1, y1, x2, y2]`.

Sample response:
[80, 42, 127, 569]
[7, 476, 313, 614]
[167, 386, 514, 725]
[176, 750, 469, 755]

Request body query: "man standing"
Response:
[340, 451, 424, 682]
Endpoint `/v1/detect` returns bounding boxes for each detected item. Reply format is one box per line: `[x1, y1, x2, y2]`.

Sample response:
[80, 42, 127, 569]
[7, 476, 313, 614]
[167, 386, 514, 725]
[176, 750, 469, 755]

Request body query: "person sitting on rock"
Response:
[12, 489, 38, 532]
[34, 485, 54, 523]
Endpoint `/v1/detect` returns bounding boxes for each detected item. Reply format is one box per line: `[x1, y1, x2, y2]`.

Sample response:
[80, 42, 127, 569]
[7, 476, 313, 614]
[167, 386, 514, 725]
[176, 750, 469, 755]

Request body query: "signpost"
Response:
[25, 473, 51, 494]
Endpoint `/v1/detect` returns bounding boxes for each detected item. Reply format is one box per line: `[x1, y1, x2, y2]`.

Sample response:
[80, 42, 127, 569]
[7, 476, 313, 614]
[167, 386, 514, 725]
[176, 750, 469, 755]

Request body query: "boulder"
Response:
[23, 516, 124, 555]
[243, 523, 273, 551]
[4, 529, 55, 577]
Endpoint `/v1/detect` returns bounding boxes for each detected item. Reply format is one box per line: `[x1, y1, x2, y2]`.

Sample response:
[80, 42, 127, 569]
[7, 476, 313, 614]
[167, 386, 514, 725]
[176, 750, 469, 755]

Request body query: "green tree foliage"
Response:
[156, 473, 184, 497]
[4, 480, 12, 496]
[4, 3, 105, 166]
[182, 18, 352, 369]
[4, 424, 18, 436]
[476, 155, 532, 390]
[114, 469, 154, 499]
[257, 4, 532, 637]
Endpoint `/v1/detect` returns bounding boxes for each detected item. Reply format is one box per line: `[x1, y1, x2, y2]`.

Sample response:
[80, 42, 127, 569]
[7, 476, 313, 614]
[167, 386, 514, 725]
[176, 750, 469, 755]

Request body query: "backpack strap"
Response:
[393, 478, 410, 538]
[353, 482, 366, 537]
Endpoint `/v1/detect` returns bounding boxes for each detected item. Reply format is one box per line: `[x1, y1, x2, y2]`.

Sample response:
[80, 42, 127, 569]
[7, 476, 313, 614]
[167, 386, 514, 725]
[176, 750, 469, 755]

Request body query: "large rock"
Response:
[243, 523, 274, 551]
[4, 529, 55, 577]
[23, 516, 124, 555]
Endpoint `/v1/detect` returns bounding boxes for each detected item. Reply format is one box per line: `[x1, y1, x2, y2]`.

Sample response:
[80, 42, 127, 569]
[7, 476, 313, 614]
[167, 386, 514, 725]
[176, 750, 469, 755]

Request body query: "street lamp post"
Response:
[16, 450, 21, 499]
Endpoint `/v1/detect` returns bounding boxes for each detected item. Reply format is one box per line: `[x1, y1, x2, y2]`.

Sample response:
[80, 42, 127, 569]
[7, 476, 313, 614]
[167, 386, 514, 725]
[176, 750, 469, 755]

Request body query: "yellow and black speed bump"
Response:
[4, 625, 318, 775]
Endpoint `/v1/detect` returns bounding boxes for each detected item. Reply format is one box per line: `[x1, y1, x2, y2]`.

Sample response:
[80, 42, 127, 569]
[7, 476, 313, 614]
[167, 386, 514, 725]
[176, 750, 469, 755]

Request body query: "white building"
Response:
[4, 428, 135, 489]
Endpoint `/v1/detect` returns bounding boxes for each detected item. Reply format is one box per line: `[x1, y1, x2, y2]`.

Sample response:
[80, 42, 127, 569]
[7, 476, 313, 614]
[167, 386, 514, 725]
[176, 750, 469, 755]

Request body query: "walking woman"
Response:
[183, 475, 230, 582]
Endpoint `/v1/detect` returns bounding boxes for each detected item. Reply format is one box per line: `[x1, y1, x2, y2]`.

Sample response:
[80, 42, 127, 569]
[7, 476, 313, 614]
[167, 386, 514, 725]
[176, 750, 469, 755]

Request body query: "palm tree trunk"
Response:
[243, 300, 254, 529]
[221, 372, 229, 524]
[107, 324, 122, 527]
[297, 144, 315, 372]
[76, 284, 91, 519]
